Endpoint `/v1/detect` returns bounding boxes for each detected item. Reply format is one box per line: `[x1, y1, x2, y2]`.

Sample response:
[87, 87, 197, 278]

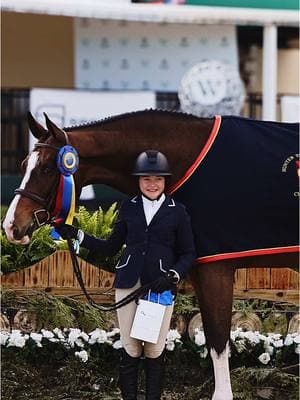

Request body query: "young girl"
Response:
[56, 150, 196, 400]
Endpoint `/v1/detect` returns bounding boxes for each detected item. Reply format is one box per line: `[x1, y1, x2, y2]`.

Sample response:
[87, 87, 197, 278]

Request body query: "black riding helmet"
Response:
[132, 150, 172, 176]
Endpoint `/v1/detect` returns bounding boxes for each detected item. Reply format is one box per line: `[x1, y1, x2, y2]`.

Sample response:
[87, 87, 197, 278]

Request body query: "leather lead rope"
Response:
[66, 235, 155, 311]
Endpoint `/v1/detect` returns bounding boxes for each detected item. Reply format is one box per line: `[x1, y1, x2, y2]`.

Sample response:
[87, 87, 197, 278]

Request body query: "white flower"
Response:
[89, 329, 108, 345]
[166, 341, 175, 351]
[273, 339, 283, 348]
[107, 328, 120, 338]
[264, 336, 273, 347]
[230, 329, 242, 341]
[30, 332, 43, 347]
[199, 348, 208, 359]
[194, 330, 206, 347]
[41, 329, 54, 339]
[258, 352, 271, 365]
[68, 329, 82, 347]
[244, 331, 260, 345]
[75, 350, 89, 363]
[295, 344, 300, 354]
[284, 334, 293, 346]
[30, 332, 42, 342]
[7, 330, 27, 348]
[264, 345, 274, 355]
[166, 329, 181, 342]
[237, 331, 246, 340]
[112, 339, 123, 350]
[80, 332, 89, 342]
[165, 330, 181, 351]
[257, 333, 267, 342]
[53, 328, 65, 340]
[293, 334, 300, 344]
[75, 338, 85, 348]
[49, 338, 60, 343]
[0, 332, 10, 346]
[68, 330, 89, 348]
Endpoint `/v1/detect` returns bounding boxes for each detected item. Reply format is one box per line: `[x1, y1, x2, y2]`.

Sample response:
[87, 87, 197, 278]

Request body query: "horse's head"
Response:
[3, 113, 72, 244]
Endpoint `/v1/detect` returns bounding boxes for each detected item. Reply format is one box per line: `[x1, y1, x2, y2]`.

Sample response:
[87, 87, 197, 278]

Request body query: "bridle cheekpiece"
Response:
[14, 132, 79, 231]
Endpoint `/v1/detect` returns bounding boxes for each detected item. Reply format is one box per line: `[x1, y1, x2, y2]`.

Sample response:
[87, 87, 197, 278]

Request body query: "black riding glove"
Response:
[54, 223, 79, 240]
[151, 271, 179, 293]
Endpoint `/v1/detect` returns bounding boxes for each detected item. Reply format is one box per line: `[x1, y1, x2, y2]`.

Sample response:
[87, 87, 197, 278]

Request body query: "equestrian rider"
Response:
[56, 150, 196, 400]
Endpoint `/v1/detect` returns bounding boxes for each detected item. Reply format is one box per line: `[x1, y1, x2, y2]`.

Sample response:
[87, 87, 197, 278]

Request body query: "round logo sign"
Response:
[178, 60, 245, 117]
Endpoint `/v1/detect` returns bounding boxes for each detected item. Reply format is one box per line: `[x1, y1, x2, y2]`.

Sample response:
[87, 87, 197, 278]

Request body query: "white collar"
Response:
[142, 193, 165, 207]
[141, 193, 166, 225]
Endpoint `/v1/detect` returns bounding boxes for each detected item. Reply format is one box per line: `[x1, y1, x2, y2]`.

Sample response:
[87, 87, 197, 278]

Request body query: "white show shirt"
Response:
[142, 193, 165, 226]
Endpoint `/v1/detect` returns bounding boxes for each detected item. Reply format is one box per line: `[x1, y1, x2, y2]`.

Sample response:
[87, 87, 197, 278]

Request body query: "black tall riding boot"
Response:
[145, 353, 165, 400]
[119, 349, 140, 400]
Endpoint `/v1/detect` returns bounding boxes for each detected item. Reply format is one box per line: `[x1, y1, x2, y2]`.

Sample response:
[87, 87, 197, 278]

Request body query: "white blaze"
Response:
[3, 152, 39, 244]
[211, 342, 233, 400]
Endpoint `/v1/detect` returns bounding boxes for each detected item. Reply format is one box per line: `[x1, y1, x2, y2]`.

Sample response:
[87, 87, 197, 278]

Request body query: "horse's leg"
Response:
[190, 263, 235, 400]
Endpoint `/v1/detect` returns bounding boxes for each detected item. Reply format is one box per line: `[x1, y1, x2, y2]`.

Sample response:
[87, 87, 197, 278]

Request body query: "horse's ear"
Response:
[44, 113, 66, 143]
[27, 111, 48, 139]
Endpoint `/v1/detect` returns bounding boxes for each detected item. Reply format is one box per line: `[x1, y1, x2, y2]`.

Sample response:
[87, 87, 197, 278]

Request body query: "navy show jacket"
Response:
[81, 195, 196, 288]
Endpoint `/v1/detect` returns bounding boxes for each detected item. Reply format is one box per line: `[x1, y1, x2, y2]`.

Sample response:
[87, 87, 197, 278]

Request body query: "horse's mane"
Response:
[64, 109, 200, 131]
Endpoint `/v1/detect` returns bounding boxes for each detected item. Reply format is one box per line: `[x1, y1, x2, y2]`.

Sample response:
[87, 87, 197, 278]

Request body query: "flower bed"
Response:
[2, 327, 299, 368]
[2, 327, 299, 400]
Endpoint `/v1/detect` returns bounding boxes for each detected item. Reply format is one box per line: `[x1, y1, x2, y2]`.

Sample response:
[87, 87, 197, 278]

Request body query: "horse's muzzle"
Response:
[12, 223, 34, 242]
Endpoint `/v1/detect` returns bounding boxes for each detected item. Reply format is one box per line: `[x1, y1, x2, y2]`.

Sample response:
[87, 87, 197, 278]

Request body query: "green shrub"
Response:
[1, 204, 120, 274]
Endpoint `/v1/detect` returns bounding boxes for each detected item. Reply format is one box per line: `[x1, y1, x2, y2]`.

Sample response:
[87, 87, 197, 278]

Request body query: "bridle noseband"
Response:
[14, 137, 69, 228]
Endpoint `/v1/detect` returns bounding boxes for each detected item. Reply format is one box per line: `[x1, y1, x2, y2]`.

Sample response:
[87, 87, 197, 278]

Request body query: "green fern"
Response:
[1, 289, 112, 332]
[73, 204, 121, 272]
[61, 296, 110, 332]
[1, 225, 57, 274]
[23, 292, 75, 330]
[1, 204, 121, 274]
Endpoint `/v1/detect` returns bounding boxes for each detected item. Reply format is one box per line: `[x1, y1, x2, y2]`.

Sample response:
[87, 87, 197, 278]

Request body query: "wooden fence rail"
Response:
[2, 251, 299, 304]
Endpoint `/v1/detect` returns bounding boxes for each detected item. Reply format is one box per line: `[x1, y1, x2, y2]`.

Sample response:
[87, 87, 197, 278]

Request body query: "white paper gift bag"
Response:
[130, 296, 166, 344]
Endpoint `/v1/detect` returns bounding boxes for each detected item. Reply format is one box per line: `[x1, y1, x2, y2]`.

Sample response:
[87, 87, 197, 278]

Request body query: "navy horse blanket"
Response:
[169, 115, 299, 263]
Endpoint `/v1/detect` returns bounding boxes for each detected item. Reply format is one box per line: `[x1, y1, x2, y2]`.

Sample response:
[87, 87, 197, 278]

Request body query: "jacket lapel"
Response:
[131, 195, 148, 227]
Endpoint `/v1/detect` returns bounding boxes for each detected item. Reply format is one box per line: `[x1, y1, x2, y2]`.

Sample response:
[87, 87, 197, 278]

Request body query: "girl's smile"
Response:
[139, 176, 165, 200]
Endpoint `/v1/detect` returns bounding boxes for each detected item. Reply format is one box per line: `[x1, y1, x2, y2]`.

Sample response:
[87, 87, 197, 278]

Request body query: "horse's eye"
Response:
[42, 165, 54, 175]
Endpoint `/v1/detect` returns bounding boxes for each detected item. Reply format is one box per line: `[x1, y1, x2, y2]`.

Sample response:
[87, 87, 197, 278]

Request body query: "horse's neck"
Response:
[68, 114, 214, 194]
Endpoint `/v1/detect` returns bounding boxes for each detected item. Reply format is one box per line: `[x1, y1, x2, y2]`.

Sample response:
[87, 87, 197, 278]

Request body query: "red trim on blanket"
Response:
[195, 246, 300, 264]
[167, 115, 222, 195]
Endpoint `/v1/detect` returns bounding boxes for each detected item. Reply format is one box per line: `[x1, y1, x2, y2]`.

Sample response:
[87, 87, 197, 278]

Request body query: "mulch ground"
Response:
[2, 350, 299, 400]
[2, 350, 213, 400]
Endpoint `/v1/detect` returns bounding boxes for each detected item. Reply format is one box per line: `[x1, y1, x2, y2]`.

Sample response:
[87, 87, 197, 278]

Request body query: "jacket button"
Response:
[142, 251, 145, 256]
[145, 228, 148, 233]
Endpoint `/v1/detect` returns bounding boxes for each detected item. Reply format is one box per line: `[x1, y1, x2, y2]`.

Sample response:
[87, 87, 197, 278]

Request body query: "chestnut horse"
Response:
[3, 110, 299, 400]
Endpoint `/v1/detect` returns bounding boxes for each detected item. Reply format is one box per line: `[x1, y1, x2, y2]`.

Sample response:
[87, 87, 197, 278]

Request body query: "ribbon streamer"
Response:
[51, 145, 78, 240]
[51, 175, 76, 240]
